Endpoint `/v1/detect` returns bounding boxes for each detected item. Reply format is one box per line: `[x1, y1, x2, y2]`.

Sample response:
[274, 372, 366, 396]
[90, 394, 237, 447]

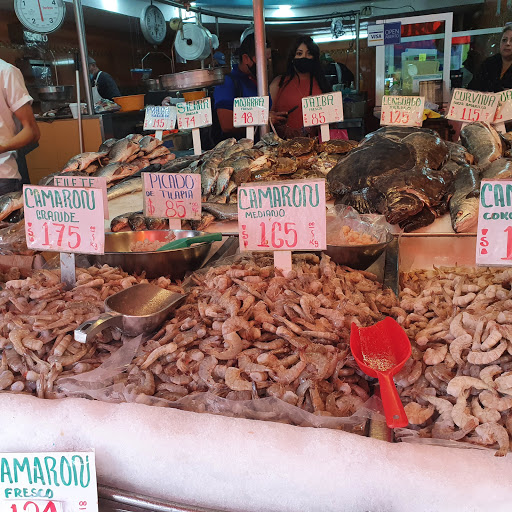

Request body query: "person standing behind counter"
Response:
[468, 25, 512, 92]
[0, 58, 40, 195]
[270, 36, 331, 139]
[88, 57, 121, 102]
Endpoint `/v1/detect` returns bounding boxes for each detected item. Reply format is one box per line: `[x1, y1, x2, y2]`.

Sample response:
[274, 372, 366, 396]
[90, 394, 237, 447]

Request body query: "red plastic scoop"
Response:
[350, 317, 411, 428]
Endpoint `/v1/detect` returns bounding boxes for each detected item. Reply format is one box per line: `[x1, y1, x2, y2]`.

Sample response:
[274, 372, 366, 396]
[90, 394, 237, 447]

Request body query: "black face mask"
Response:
[294, 58, 314, 74]
[248, 58, 257, 77]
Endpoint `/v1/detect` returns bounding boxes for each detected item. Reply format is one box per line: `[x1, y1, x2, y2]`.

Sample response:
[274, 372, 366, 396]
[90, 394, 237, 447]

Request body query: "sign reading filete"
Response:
[238, 179, 326, 272]
[233, 96, 269, 141]
[143, 173, 201, 224]
[447, 88, 498, 124]
[176, 98, 212, 155]
[302, 91, 343, 143]
[23, 185, 105, 255]
[53, 175, 109, 220]
[0, 451, 98, 512]
[476, 180, 512, 266]
[381, 95, 425, 127]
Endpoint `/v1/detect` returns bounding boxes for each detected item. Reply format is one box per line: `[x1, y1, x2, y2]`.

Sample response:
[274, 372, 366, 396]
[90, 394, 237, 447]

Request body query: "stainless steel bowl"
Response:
[160, 68, 225, 91]
[324, 233, 394, 270]
[36, 85, 74, 102]
[87, 230, 211, 279]
[143, 78, 162, 91]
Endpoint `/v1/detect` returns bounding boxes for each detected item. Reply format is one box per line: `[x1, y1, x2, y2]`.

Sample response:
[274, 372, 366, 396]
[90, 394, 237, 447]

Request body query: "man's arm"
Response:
[217, 108, 245, 135]
[0, 103, 40, 154]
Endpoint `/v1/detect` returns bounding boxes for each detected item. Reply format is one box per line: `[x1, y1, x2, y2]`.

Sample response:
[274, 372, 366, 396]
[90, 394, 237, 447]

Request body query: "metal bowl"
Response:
[87, 230, 211, 279]
[324, 232, 394, 270]
[36, 85, 74, 102]
[143, 78, 162, 91]
[160, 68, 225, 91]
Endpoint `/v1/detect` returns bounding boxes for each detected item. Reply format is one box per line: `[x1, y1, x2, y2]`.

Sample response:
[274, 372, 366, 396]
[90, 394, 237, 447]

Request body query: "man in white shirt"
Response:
[0, 59, 40, 194]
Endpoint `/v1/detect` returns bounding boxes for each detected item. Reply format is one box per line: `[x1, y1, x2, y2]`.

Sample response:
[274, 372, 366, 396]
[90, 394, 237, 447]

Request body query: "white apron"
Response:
[92, 70, 102, 103]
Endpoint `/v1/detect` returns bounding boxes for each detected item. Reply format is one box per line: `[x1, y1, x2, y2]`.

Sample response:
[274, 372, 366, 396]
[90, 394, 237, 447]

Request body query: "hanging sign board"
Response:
[368, 24, 384, 47]
[23, 185, 105, 255]
[176, 98, 212, 130]
[233, 96, 269, 127]
[476, 180, 512, 266]
[381, 95, 425, 127]
[384, 22, 401, 45]
[0, 451, 98, 512]
[447, 88, 498, 124]
[238, 179, 326, 252]
[53, 176, 109, 220]
[142, 172, 201, 221]
[143, 106, 177, 131]
[302, 91, 343, 127]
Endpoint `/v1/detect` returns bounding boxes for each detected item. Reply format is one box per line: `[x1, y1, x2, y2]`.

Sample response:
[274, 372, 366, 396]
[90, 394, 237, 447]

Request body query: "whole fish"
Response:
[201, 164, 219, 198]
[109, 139, 140, 162]
[95, 161, 143, 184]
[128, 212, 147, 231]
[98, 138, 117, 152]
[222, 180, 237, 201]
[449, 164, 481, 233]
[202, 202, 238, 221]
[61, 151, 108, 172]
[39, 170, 88, 186]
[162, 154, 201, 173]
[107, 177, 142, 200]
[212, 138, 236, 151]
[481, 158, 512, 180]
[139, 135, 162, 154]
[110, 211, 141, 232]
[145, 146, 170, 160]
[214, 166, 234, 196]
[82, 163, 100, 174]
[126, 133, 144, 143]
[460, 122, 502, 168]
[151, 153, 175, 166]
[5, 207, 24, 223]
[0, 191, 23, 221]
[145, 217, 169, 230]
[191, 212, 216, 231]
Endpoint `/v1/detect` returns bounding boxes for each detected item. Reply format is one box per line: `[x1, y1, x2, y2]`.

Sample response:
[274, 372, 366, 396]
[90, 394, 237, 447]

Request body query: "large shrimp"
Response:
[479, 390, 512, 412]
[451, 390, 479, 430]
[404, 401, 435, 425]
[423, 344, 448, 366]
[479, 365, 502, 389]
[467, 340, 508, 365]
[471, 397, 501, 424]
[473, 422, 510, 457]
[446, 376, 489, 397]
[449, 334, 472, 365]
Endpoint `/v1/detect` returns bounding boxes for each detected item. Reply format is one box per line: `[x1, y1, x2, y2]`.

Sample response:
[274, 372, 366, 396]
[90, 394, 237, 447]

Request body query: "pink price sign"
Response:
[381, 95, 424, 127]
[476, 180, 512, 265]
[238, 179, 326, 252]
[53, 175, 109, 220]
[302, 91, 343, 128]
[142, 172, 201, 220]
[23, 185, 105, 255]
[493, 89, 512, 124]
[447, 88, 498, 123]
[176, 98, 212, 130]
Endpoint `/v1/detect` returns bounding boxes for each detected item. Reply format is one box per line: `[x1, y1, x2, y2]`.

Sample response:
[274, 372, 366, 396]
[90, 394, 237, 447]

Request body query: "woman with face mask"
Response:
[269, 36, 331, 139]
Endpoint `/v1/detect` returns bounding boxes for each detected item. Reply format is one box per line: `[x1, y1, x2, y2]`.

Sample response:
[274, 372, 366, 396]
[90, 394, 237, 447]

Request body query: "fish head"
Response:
[384, 191, 424, 225]
[450, 197, 479, 233]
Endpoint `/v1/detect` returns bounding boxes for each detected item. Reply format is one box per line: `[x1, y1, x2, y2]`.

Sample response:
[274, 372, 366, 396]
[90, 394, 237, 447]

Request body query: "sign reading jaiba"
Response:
[476, 180, 512, 265]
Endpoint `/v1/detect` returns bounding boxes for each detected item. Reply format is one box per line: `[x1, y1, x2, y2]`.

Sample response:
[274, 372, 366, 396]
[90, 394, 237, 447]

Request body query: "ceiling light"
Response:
[274, 5, 293, 17]
[101, 0, 118, 12]
[312, 31, 368, 44]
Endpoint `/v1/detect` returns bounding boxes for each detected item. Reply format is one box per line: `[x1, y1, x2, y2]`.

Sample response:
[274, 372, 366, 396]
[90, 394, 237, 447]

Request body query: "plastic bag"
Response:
[326, 205, 393, 245]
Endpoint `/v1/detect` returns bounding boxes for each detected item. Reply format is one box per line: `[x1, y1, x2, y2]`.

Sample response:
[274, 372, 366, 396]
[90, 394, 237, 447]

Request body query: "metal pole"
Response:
[73, 0, 94, 115]
[355, 11, 360, 93]
[252, 0, 268, 135]
[215, 16, 219, 37]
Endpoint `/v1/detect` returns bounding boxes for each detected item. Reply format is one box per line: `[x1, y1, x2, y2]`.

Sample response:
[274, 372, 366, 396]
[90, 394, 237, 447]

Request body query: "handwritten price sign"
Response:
[493, 89, 512, 124]
[0, 452, 98, 512]
[238, 179, 326, 252]
[143, 106, 177, 131]
[142, 173, 201, 221]
[447, 88, 498, 123]
[381, 95, 424, 127]
[23, 185, 104, 255]
[176, 98, 212, 130]
[53, 175, 109, 220]
[302, 91, 343, 127]
[233, 96, 269, 127]
[475, 180, 512, 265]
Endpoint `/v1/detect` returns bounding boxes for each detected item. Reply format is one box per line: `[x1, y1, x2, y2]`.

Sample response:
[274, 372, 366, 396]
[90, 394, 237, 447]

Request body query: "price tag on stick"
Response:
[476, 180, 512, 265]
[23, 185, 105, 288]
[0, 451, 99, 512]
[144, 105, 177, 141]
[233, 96, 269, 141]
[492, 89, 512, 134]
[447, 88, 498, 124]
[53, 175, 109, 220]
[302, 91, 343, 143]
[381, 95, 425, 127]
[143, 172, 201, 230]
[238, 179, 326, 273]
[176, 98, 212, 155]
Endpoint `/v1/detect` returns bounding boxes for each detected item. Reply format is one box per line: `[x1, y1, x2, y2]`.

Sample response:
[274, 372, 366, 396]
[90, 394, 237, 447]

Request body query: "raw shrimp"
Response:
[495, 371, 512, 391]
[479, 390, 512, 411]
[423, 344, 448, 366]
[211, 332, 248, 360]
[141, 343, 178, 370]
[467, 340, 507, 365]
[404, 401, 435, 425]
[479, 365, 502, 389]
[451, 390, 478, 429]
[449, 334, 472, 365]
[446, 376, 489, 397]
[224, 367, 252, 391]
[471, 397, 501, 424]
[473, 422, 510, 457]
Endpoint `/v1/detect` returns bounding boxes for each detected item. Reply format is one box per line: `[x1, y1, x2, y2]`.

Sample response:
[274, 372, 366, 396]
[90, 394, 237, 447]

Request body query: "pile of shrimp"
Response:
[0, 265, 183, 398]
[397, 266, 512, 456]
[119, 253, 399, 418]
